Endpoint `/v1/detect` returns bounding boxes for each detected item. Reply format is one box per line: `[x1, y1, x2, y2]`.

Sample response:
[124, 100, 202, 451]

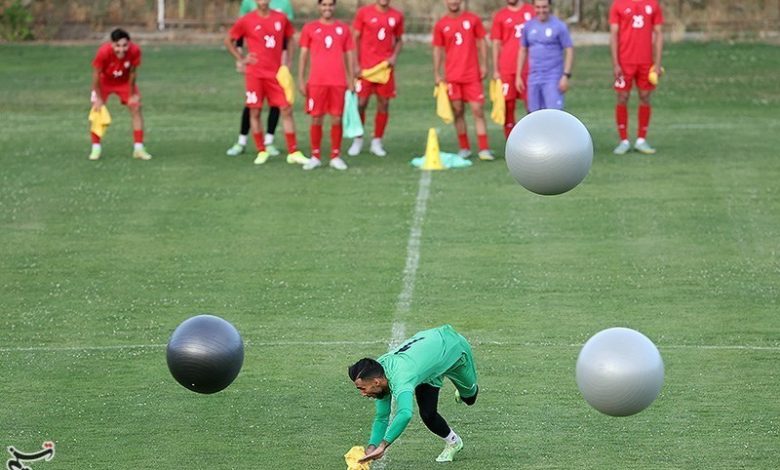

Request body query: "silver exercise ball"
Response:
[505, 109, 593, 195]
[575, 327, 664, 417]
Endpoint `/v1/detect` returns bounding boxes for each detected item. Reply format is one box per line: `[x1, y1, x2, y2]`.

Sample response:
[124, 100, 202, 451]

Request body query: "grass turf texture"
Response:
[1, 41, 779, 468]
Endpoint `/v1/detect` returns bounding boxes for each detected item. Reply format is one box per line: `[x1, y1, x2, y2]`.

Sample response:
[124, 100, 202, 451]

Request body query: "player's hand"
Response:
[493, 70, 501, 81]
[479, 65, 487, 80]
[91, 97, 104, 111]
[387, 55, 397, 67]
[359, 443, 387, 463]
[515, 76, 525, 93]
[613, 64, 623, 79]
[235, 60, 246, 73]
[348, 80, 355, 93]
[434, 74, 442, 86]
[558, 76, 569, 93]
[244, 53, 257, 65]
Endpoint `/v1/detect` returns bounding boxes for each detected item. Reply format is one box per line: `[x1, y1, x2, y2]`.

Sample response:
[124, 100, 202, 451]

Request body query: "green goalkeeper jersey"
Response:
[369, 325, 473, 446]
[240, 0, 294, 19]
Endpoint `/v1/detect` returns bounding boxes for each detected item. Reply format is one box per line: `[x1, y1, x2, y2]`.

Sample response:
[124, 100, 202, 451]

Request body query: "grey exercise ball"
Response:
[505, 109, 593, 195]
[576, 327, 664, 416]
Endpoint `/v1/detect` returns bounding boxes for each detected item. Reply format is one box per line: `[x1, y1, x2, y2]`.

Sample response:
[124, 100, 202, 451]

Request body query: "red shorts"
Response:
[97, 82, 140, 106]
[614, 63, 655, 92]
[245, 75, 289, 109]
[447, 81, 484, 103]
[500, 73, 528, 101]
[306, 85, 346, 117]
[356, 70, 396, 99]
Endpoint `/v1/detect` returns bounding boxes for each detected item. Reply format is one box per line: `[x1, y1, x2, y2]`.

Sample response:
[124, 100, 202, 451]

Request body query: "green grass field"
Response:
[1, 40, 779, 469]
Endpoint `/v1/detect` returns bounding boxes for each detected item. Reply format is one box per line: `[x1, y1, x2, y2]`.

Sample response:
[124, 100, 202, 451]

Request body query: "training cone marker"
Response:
[421, 128, 445, 171]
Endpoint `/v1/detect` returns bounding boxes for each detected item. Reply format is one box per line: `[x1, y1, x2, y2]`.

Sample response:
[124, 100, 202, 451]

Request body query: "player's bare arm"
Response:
[224, 34, 255, 71]
[653, 23, 664, 74]
[127, 67, 140, 106]
[346, 49, 356, 91]
[492, 39, 502, 80]
[297, 47, 309, 96]
[91, 68, 104, 110]
[609, 23, 621, 78]
[433, 46, 444, 84]
[515, 47, 527, 92]
[389, 34, 403, 67]
[559, 47, 573, 93]
[479, 36, 488, 80]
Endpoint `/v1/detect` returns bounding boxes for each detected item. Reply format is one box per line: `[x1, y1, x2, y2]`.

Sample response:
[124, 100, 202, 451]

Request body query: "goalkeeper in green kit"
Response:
[348, 325, 479, 463]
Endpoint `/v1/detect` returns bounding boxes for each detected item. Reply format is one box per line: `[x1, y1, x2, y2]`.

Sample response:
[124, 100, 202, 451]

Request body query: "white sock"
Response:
[133, 142, 144, 150]
[264, 133, 274, 145]
[620, 139, 630, 145]
[444, 430, 459, 445]
[353, 136, 364, 143]
[237, 134, 248, 146]
[92, 144, 101, 151]
[635, 137, 646, 145]
[371, 137, 382, 145]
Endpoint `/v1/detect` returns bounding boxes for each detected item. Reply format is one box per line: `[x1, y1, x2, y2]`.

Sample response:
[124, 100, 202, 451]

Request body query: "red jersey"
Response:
[300, 20, 355, 86]
[92, 42, 141, 85]
[229, 10, 294, 78]
[490, 4, 535, 75]
[433, 11, 487, 83]
[352, 5, 405, 69]
[609, 0, 663, 65]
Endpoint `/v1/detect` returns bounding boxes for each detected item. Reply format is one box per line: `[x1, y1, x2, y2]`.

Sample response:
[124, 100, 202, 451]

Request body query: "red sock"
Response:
[477, 133, 489, 151]
[638, 104, 652, 139]
[457, 133, 470, 150]
[91, 132, 101, 144]
[253, 132, 265, 152]
[374, 112, 389, 139]
[359, 109, 366, 125]
[504, 100, 516, 139]
[285, 132, 297, 153]
[310, 124, 323, 159]
[616, 104, 628, 140]
[330, 123, 343, 158]
[133, 130, 143, 145]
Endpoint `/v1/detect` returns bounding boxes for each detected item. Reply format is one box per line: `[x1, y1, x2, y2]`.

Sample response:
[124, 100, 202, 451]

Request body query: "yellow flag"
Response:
[360, 61, 391, 84]
[489, 79, 505, 125]
[344, 446, 371, 470]
[88, 105, 112, 137]
[648, 65, 665, 85]
[434, 82, 454, 124]
[276, 65, 295, 104]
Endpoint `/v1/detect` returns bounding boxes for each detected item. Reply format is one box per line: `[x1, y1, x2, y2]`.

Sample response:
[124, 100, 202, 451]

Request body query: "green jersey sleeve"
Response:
[383, 390, 414, 444]
[368, 396, 391, 446]
[239, 0, 256, 16]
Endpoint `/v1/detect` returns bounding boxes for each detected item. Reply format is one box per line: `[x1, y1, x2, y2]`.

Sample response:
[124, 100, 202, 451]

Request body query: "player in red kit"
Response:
[433, 0, 493, 161]
[89, 29, 152, 161]
[347, 0, 404, 158]
[491, 0, 534, 138]
[225, 0, 307, 165]
[298, 0, 356, 171]
[610, 0, 664, 155]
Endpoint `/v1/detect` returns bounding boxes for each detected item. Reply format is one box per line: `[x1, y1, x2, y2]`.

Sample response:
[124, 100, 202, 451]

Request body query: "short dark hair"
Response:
[348, 358, 384, 381]
[110, 28, 130, 42]
[317, 0, 336, 5]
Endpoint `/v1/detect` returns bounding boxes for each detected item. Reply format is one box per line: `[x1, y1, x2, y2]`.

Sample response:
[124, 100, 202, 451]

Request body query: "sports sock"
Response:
[266, 106, 280, 135]
[457, 133, 470, 150]
[374, 111, 389, 139]
[504, 99, 516, 138]
[310, 124, 323, 159]
[616, 104, 628, 141]
[253, 132, 265, 152]
[477, 133, 489, 151]
[284, 132, 297, 153]
[91, 132, 101, 144]
[444, 430, 460, 445]
[133, 130, 144, 145]
[638, 104, 651, 139]
[330, 123, 343, 158]
[240, 107, 250, 136]
[237, 134, 248, 146]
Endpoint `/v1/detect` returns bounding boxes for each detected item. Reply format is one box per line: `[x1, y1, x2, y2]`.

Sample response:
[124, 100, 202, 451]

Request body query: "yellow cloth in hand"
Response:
[344, 446, 371, 470]
[360, 61, 391, 84]
[648, 65, 665, 86]
[489, 78, 505, 125]
[433, 82, 454, 124]
[88, 105, 112, 138]
[276, 65, 295, 105]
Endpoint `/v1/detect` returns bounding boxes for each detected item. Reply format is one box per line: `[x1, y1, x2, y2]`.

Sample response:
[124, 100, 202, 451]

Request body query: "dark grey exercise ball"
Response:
[166, 314, 244, 394]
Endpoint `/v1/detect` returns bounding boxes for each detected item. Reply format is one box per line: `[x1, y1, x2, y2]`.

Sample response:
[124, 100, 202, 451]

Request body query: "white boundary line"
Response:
[2, 341, 779, 353]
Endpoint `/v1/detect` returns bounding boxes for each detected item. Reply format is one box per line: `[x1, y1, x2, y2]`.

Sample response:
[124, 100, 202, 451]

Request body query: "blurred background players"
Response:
[433, 0, 493, 161]
[89, 28, 152, 161]
[491, 0, 534, 138]
[516, 0, 574, 112]
[298, 0, 356, 171]
[226, 0, 295, 157]
[610, 0, 664, 155]
[347, 0, 404, 158]
[225, 0, 306, 165]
